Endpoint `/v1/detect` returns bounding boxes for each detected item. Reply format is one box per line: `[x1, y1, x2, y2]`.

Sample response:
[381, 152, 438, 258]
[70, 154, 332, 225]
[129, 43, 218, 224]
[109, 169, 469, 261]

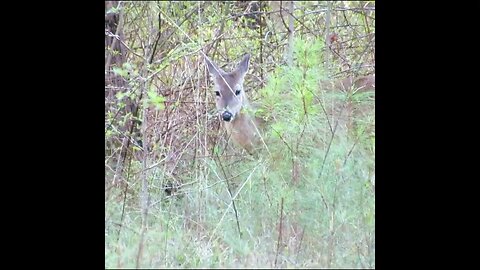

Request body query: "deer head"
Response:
[205, 54, 251, 122]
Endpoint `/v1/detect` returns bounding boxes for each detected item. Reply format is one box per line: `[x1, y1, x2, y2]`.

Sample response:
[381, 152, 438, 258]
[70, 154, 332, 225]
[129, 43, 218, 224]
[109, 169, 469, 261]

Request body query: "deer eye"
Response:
[235, 89, 241, 96]
[215, 91, 220, 97]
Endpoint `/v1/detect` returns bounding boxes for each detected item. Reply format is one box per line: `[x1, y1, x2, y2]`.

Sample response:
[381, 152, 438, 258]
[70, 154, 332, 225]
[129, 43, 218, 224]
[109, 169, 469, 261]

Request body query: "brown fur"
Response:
[205, 54, 263, 155]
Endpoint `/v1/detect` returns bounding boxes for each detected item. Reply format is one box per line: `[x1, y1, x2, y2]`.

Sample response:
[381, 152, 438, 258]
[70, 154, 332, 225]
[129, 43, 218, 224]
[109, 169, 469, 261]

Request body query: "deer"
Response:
[204, 53, 374, 155]
[205, 54, 264, 155]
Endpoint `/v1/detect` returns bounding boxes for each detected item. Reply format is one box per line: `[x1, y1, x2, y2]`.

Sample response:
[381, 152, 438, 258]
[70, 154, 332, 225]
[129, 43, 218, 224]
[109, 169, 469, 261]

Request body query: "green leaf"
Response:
[303, 90, 314, 108]
[115, 92, 126, 100]
[122, 62, 133, 70]
[106, 6, 120, 14]
[147, 88, 165, 110]
[112, 67, 128, 77]
[147, 88, 158, 100]
[271, 122, 285, 138]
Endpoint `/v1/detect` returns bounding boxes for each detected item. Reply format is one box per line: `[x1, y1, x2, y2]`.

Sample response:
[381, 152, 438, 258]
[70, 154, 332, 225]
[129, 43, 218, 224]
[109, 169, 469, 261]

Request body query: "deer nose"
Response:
[222, 111, 233, 122]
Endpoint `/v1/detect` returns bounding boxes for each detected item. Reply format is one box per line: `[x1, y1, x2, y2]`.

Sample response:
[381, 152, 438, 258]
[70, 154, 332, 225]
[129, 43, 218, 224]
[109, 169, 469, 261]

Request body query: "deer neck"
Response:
[223, 107, 259, 154]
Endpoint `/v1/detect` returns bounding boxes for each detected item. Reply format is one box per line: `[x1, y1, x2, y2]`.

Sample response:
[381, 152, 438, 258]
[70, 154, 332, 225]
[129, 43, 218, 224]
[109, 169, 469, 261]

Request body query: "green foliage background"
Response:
[105, 1, 375, 268]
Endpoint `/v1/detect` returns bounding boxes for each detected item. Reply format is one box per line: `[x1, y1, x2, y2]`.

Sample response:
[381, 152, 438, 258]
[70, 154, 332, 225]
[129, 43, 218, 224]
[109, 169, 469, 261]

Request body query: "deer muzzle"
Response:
[222, 111, 233, 122]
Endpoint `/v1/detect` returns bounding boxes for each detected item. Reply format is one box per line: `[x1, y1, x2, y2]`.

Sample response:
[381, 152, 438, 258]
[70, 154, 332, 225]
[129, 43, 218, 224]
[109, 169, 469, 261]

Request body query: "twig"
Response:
[214, 152, 242, 238]
[207, 161, 261, 245]
[295, 226, 306, 263]
[278, 2, 290, 34]
[135, 197, 149, 269]
[105, 30, 146, 61]
[110, 222, 140, 235]
[274, 197, 284, 267]
[115, 155, 133, 248]
[105, 1, 124, 71]
[280, 6, 317, 38]
[318, 102, 347, 181]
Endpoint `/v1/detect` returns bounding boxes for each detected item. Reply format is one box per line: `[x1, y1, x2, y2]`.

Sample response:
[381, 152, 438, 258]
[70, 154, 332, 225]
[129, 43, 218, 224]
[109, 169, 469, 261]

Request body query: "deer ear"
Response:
[236, 54, 250, 77]
[205, 55, 221, 77]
